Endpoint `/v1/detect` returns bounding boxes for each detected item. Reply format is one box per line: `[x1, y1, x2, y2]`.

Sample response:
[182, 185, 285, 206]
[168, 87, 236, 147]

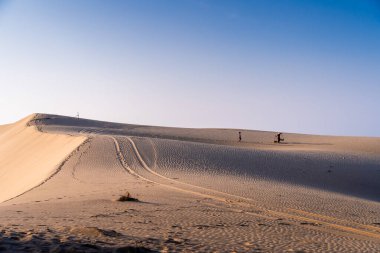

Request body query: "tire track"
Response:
[114, 136, 380, 242]
[288, 208, 380, 234]
[110, 136, 233, 202]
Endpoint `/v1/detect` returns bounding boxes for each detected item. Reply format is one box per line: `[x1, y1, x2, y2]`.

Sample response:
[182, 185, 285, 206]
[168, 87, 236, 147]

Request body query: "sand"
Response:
[0, 114, 86, 203]
[0, 113, 379, 252]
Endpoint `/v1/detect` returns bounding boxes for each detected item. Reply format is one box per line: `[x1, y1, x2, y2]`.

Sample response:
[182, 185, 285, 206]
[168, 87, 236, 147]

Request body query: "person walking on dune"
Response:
[275, 132, 284, 143]
[238, 131, 242, 142]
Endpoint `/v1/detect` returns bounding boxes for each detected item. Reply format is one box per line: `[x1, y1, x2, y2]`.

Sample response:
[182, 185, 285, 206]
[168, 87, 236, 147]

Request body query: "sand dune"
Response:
[27, 113, 380, 201]
[0, 114, 86, 203]
[134, 137, 380, 201]
[0, 113, 379, 252]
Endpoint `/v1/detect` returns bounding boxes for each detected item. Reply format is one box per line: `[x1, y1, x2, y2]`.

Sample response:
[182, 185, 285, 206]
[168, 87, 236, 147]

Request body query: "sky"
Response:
[0, 0, 379, 136]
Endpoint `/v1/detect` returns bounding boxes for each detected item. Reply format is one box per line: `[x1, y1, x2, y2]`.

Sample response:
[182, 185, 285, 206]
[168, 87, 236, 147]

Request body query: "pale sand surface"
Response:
[0, 113, 379, 252]
[0, 114, 86, 203]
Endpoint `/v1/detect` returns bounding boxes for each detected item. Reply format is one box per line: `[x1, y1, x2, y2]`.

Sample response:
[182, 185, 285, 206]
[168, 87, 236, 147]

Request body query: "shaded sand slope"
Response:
[31, 114, 380, 156]
[31, 113, 380, 202]
[0, 113, 379, 252]
[134, 137, 380, 202]
[0, 114, 86, 202]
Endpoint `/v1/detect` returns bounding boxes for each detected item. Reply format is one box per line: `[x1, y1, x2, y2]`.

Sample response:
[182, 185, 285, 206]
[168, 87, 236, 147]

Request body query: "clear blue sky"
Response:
[1, 0, 379, 136]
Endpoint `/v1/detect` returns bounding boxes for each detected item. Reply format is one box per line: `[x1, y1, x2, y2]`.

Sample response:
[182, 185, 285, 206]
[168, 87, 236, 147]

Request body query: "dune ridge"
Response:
[0, 114, 86, 202]
[0, 113, 379, 252]
[23, 113, 380, 202]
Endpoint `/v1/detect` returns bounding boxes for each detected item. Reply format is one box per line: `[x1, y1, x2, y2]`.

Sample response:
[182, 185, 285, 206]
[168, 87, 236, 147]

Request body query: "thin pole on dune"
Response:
[76, 112, 79, 119]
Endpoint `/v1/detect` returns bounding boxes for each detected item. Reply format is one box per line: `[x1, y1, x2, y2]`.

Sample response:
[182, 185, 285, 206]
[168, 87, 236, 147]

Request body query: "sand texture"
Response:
[0, 113, 379, 252]
[0, 114, 86, 203]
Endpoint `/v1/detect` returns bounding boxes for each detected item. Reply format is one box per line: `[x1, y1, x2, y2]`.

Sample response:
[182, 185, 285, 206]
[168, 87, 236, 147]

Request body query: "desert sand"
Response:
[0, 113, 379, 252]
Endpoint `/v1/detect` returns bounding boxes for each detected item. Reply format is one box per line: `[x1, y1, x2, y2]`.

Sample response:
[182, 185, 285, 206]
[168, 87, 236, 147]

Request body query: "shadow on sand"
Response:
[0, 232, 157, 253]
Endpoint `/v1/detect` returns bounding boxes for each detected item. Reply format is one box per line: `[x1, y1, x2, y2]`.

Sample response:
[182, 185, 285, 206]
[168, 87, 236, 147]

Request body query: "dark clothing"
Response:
[276, 133, 284, 143]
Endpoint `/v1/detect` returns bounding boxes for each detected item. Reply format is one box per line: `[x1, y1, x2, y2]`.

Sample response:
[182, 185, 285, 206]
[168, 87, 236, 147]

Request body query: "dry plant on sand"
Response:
[117, 192, 139, 202]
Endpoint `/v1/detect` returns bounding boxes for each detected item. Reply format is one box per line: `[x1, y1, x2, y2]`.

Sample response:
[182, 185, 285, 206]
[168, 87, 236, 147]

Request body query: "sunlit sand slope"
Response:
[0, 114, 86, 202]
[134, 137, 380, 201]
[31, 113, 380, 201]
[0, 113, 379, 252]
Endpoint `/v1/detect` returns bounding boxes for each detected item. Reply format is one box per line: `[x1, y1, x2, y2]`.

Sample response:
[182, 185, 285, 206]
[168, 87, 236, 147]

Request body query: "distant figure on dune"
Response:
[275, 132, 284, 143]
[238, 131, 242, 142]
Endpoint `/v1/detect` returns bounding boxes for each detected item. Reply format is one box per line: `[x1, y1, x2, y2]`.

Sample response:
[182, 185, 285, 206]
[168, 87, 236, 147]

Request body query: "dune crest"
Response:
[0, 114, 86, 202]
[0, 114, 379, 252]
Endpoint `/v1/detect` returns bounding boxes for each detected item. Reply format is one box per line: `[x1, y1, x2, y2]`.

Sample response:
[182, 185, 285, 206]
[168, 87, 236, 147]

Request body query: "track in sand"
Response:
[111, 136, 380, 243]
[1, 114, 379, 252]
